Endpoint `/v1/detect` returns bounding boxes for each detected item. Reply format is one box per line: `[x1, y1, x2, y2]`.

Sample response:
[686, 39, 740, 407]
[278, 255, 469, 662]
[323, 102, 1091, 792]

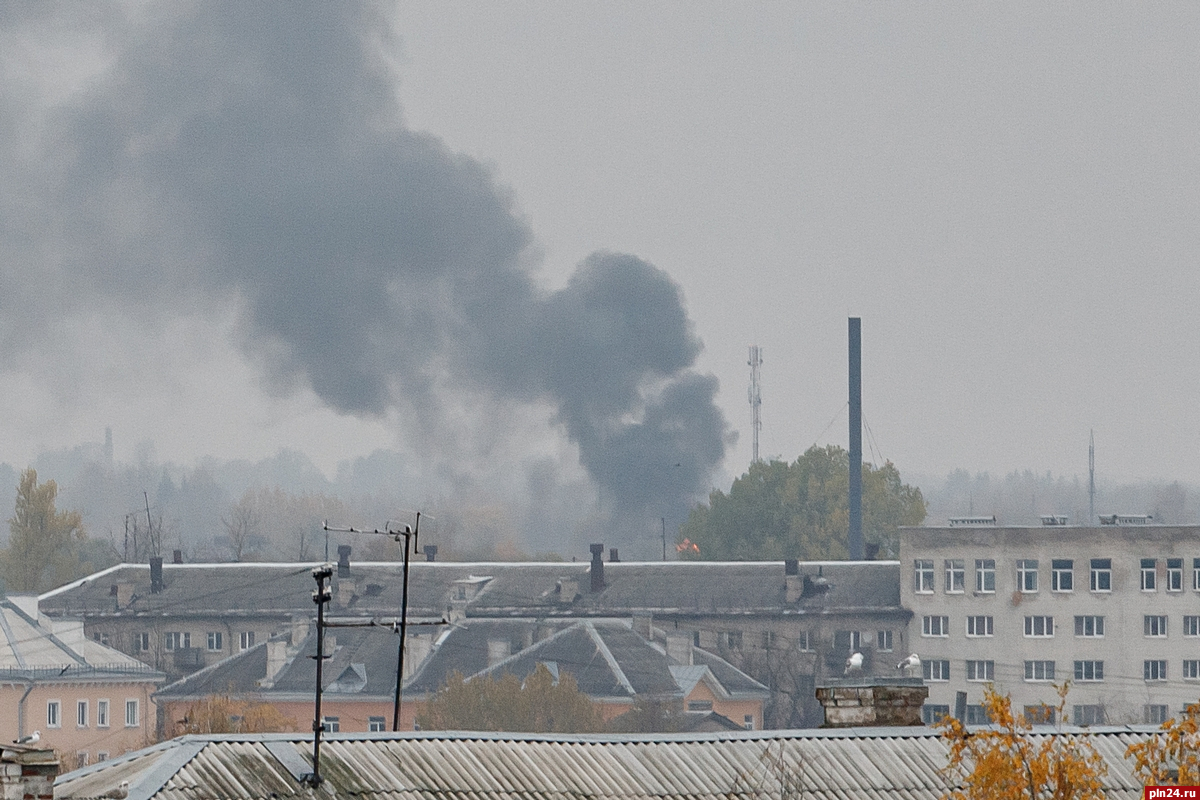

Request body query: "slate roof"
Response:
[38, 559, 903, 620]
[54, 727, 1160, 800]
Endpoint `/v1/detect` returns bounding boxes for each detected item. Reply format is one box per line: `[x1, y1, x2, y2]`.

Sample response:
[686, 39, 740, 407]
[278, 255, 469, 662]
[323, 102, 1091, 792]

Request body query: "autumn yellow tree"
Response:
[174, 694, 297, 736]
[416, 663, 605, 733]
[937, 683, 1107, 800]
[2, 469, 89, 592]
[1125, 701, 1200, 786]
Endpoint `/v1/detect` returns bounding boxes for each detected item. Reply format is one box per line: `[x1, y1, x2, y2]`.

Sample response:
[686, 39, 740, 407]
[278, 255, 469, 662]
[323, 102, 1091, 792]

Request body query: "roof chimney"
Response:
[424, 545, 438, 562]
[337, 545, 351, 578]
[864, 543, 881, 561]
[172, 549, 183, 564]
[487, 638, 511, 667]
[589, 544, 605, 592]
[609, 548, 619, 563]
[0, 743, 57, 800]
[666, 632, 694, 665]
[815, 677, 928, 727]
[149, 556, 163, 594]
[784, 559, 802, 603]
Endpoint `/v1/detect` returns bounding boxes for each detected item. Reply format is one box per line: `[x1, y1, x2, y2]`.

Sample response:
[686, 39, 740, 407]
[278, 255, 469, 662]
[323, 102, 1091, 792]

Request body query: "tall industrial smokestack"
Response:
[848, 317, 863, 560]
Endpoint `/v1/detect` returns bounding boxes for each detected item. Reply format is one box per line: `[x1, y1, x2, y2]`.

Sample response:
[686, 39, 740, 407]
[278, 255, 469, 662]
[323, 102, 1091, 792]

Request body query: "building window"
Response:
[1141, 558, 1157, 591]
[945, 559, 965, 593]
[1185, 616, 1200, 637]
[136, 632, 150, 652]
[97, 700, 109, 728]
[922, 616, 949, 637]
[1184, 660, 1200, 680]
[1024, 705, 1056, 725]
[914, 560, 935, 593]
[75, 753, 88, 770]
[1074, 616, 1104, 637]
[743, 714, 755, 731]
[797, 630, 812, 652]
[1073, 705, 1106, 726]
[1073, 660, 1104, 682]
[322, 716, 340, 732]
[207, 632, 223, 652]
[1024, 660, 1055, 681]
[1167, 558, 1183, 592]
[368, 716, 386, 732]
[966, 705, 990, 725]
[1194, 558, 1200, 591]
[164, 632, 190, 651]
[923, 659, 950, 681]
[125, 699, 139, 727]
[92, 632, 110, 646]
[1024, 616, 1054, 638]
[922, 705, 950, 725]
[97, 753, 108, 762]
[834, 630, 861, 653]
[1144, 660, 1168, 681]
[723, 631, 742, 651]
[47, 701, 61, 728]
[975, 559, 995, 593]
[1051, 559, 1073, 592]
[761, 630, 777, 649]
[1090, 558, 1111, 592]
[876, 630, 893, 652]
[1144, 615, 1167, 638]
[1145, 705, 1169, 724]
[1016, 559, 1039, 593]
[966, 660, 994, 681]
[240, 631, 255, 650]
[77, 700, 88, 727]
[687, 700, 713, 712]
[693, 631, 701, 647]
[966, 615, 994, 637]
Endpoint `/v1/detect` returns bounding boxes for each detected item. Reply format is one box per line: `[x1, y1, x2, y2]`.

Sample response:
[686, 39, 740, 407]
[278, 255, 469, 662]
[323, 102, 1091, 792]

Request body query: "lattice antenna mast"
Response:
[748, 345, 763, 464]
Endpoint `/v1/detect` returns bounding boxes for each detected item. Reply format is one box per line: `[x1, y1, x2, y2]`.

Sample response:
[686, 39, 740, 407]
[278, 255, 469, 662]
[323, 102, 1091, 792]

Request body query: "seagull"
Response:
[897, 653, 921, 675]
[99, 781, 129, 799]
[14, 731, 39, 744]
[844, 651, 864, 674]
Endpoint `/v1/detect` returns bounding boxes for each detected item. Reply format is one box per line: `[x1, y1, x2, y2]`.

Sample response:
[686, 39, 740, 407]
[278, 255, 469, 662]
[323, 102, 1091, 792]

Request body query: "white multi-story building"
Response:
[900, 521, 1200, 726]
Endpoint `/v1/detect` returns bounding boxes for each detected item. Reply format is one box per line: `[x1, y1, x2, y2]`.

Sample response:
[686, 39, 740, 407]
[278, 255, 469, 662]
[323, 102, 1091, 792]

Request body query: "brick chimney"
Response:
[815, 677, 929, 727]
[0, 745, 57, 800]
[784, 559, 802, 603]
[589, 544, 605, 592]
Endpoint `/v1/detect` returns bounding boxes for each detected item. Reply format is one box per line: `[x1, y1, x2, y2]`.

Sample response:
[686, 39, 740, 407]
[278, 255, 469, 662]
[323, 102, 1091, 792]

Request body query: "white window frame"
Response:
[797, 630, 813, 652]
[1016, 559, 1039, 593]
[975, 559, 996, 593]
[966, 615, 994, 637]
[207, 631, 223, 652]
[1145, 705, 1169, 724]
[876, 630, 893, 652]
[1141, 558, 1157, 591]
[1144, 660, 1167, 682]
[743, 714, 755, 731]
[47, 700, 61, 728]
[914, 560, 935, 594]
[1074, 615, 1104, 638]
[1144, 615, 1167, 638]
[76, 699, 88, 728]
[322, 716, 340, 732]
[125, 699, 139, 728]
[368, 716, 386, 732]
[136, 632, 150, 652]
[1090, 558, 1112, 592]
[1184, 616, 1200, 637]
[922, 615, 949, 637]
[923, 660, 950, 682]
[944, 559, 965, 593]
[1051, 559, 1073, 592]
[240, 631, 256, 650]
[1166, 558, 1183, 592]
[1074, 705, 1106, 726]
[97, 699, 109, 728]
[1194, 558, 1200, 591]
[1024, 660, 1055, 682]
[1073, 660, 1104, 682]
[1184, 660, 1200, 681]
[966, 660, 994, 682]
[1024, 616, 1054, 638]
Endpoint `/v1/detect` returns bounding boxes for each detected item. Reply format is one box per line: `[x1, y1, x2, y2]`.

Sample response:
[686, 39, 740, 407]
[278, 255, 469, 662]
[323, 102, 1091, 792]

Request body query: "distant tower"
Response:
[748, 345, 763, 465]
[1088, 430, 1095, 525]
[848, 318, 863, 561]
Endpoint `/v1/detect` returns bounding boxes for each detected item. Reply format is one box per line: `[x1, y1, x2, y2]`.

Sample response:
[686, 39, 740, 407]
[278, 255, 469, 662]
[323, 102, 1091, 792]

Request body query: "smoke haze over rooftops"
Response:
[0, 2, 729, 553]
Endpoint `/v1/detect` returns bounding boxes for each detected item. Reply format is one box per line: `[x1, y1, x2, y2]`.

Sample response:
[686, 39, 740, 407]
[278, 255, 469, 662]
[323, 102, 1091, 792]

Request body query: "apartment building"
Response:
[901, 521, 1200, 725]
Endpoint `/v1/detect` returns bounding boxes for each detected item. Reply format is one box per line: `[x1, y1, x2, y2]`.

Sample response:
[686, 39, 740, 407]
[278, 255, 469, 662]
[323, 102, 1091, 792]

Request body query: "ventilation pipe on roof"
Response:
[589, 544, 605, 592]
[424, 545, 438, 562]
[609, 548, 619, 563]
[487, 639, 511, 667]
[172, 549, 183, 564]
[149, 556, 163, 594]
[784, 560, 802, 603]
[337, 545, 351, 578]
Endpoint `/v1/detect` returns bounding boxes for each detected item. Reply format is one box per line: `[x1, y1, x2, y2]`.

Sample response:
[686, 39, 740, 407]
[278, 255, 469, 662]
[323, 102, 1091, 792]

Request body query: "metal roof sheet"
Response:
[56, 727, 1159, 800]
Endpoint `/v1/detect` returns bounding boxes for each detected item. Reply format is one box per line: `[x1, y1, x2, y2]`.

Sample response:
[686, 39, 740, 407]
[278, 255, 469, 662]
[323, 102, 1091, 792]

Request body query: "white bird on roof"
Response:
[897, 653, 921, 674]
[14, 731, 39, 744]
[844, 651, 864, 674]
[99, 781, 129, 799]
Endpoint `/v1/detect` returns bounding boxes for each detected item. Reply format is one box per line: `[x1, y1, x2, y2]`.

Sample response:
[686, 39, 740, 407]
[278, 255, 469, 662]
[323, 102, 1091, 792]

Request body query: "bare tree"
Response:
[221, 493, 260, 562]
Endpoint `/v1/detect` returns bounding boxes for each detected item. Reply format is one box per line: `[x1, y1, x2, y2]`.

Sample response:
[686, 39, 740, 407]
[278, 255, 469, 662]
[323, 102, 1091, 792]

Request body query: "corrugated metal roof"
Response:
[56, 726, 1160, 800]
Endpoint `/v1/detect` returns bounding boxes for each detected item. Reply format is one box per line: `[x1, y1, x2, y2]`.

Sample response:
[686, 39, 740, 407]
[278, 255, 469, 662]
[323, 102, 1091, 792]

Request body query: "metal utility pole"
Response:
[1089, 430, 1095, 525]
[391, 514, 418, 731]
[305, 564, 333, 787]
[748, 345, 763, 465]
[661, 517, 667, 562]
[848, 318, 863, 561]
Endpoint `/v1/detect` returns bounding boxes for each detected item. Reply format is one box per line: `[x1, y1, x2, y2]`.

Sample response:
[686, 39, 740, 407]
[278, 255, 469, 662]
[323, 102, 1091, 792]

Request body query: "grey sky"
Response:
[2, 1, 1198, 510]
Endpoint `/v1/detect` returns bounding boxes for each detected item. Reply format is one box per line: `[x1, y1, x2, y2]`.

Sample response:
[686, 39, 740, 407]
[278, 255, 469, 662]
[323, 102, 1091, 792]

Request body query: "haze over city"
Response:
[3, 3, 1200, 557]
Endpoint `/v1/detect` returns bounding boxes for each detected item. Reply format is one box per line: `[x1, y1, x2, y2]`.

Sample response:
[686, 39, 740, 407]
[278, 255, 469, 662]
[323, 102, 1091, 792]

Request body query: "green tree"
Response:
[2, 469, 92, 592]
[678, 445, 925, 561]
[416, 663, 605, 733]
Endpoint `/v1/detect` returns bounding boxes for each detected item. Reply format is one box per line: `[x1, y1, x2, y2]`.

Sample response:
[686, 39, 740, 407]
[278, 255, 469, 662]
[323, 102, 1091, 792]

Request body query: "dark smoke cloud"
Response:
[1, 1, 729, 543]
